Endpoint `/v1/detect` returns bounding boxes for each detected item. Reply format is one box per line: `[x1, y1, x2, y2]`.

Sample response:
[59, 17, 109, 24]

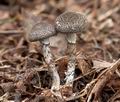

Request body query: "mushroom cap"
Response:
[29, 22, 56, 42]
[55, 11, 88, 33]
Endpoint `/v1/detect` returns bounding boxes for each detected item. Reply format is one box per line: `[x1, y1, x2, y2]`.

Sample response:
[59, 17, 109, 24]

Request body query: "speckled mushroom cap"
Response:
[55, 11, 88, 33]
[29, 22, 56, 42]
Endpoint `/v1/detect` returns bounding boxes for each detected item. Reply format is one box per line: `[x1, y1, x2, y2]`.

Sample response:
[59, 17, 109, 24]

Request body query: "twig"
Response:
[98, 6, 120, 21]
[0, 30, 24, 35]
[87, 58, 120, 102]
[0, 65, 11, 69]
[65, 80, 96, 101]
[0, 92, 9, 101]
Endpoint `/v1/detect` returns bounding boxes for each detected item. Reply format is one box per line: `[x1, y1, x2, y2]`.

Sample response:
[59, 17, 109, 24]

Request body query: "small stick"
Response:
[0, 30, 24, 35]
[87, 58, 120, 102]
[98, 6, 120, 21]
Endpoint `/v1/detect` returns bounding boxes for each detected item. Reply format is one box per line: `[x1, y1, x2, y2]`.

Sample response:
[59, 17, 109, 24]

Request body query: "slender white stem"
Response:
[65, 34, 77, 86]
[66, 33, 77, 44]
[65, 55, 76, 86]
[50, 64, 61, 98]
[42, 43, 53, 64]
[42, 39, 61, 96]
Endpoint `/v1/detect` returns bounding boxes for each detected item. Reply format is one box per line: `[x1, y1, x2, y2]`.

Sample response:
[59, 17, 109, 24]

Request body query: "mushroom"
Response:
[23, 13, 61, 97]
[55, 11, 88, 87]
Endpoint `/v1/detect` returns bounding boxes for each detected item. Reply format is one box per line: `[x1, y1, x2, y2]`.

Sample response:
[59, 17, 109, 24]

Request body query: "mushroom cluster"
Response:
[23, 10, 88, 98]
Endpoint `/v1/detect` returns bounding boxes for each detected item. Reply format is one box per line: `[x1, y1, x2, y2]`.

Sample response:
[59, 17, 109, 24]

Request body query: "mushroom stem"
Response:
[42, 39, 52, 64]
[42, 39, 61, 96]
[50, 64, 61, 97]
[65, 34, 77, 86]
[65, 54, 76, 86]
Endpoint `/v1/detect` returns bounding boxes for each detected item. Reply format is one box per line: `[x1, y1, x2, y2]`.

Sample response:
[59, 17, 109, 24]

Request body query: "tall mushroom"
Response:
[55, 11, 88, 87]
[23, 13, 61, 97]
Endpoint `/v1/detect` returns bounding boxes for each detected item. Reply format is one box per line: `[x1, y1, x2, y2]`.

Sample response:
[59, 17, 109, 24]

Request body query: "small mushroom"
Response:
[55, 11, 88, 87]
[23, 13, 61, 97]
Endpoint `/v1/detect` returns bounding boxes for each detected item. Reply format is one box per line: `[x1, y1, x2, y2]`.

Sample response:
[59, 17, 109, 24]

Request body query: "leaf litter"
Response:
[0, 0, 120, 102]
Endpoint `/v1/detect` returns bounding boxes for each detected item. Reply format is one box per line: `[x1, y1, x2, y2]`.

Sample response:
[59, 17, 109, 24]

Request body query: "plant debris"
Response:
[0, 0, 120, 102]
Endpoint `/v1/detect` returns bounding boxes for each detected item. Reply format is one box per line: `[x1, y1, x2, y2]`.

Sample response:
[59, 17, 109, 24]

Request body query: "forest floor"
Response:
[0, 0, 120, 102]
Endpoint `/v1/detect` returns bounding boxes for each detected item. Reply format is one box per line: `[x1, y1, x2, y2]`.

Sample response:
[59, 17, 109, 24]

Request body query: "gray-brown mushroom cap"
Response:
[55, 11, 88, 33]
[29, 22, 56, 42]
